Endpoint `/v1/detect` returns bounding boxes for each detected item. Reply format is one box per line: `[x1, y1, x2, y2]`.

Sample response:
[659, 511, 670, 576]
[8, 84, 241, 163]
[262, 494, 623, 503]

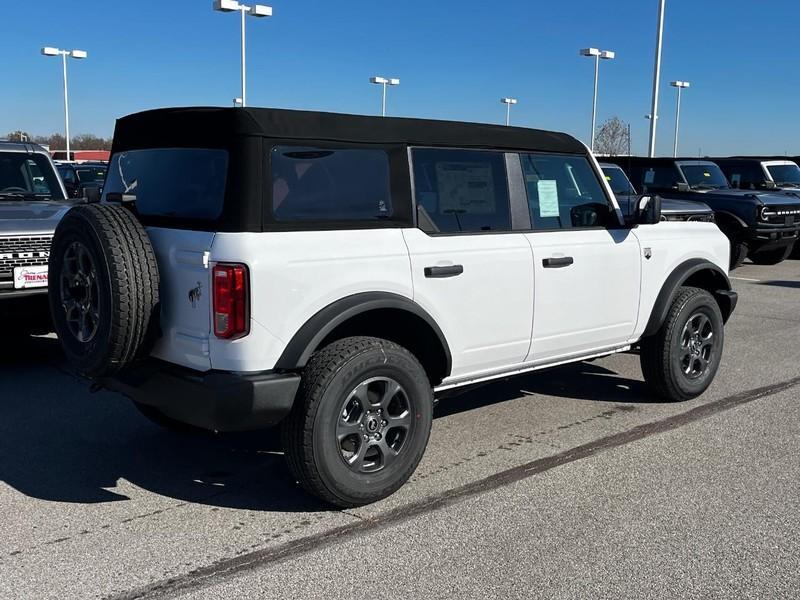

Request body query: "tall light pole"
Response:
[213, 0, 272, 108]
[670, 81, 690, 158]
[647, 0, 667, 157]
[500, 97, 518, 126]
[580, 48, 615, 153]
[41, 47, 87, 162]
[369, 76, 400, 117]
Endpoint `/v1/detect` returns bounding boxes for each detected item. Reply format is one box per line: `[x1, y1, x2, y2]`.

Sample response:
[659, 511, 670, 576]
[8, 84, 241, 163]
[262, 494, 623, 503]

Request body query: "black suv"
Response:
[56, 161, 107, 198]
[607, 157, 800, 268]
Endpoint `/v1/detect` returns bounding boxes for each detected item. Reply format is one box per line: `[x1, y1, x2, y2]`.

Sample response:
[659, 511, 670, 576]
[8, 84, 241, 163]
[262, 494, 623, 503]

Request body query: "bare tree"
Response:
[594, 116, 631, 156]
[5, 130, 32, 142]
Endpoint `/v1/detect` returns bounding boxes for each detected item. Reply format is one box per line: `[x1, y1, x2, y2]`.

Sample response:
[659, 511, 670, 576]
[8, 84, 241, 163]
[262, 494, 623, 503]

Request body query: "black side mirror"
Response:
[676, 182, 691, 192]
[637, 195, 662, 225]
[84, 186, 101, 203]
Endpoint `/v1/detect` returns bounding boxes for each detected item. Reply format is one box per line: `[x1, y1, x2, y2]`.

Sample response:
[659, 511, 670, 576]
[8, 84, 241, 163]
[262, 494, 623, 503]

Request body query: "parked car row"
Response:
[604, 156, 800, 268]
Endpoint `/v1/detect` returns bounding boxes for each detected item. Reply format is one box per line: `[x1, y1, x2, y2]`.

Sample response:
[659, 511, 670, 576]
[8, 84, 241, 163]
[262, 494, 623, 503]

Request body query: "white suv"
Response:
[48, 107, 738, 506]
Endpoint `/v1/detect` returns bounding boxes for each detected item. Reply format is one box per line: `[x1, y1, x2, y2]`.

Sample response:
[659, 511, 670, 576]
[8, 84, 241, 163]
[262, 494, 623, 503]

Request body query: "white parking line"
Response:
[731, 276, 762, 282]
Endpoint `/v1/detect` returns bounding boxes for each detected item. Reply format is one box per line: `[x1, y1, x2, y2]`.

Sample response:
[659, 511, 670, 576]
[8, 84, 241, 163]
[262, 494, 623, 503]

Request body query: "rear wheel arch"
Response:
[275, 293, 452, 386]
[643, 259, 735, 338]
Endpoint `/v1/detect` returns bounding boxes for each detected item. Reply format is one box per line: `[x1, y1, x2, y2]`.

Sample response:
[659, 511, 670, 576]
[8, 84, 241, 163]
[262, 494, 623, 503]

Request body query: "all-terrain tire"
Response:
[49, 204, 160, 377]
[640, 286, 724, 402]
[749, 244, 793, 265]
[282, 336, 433, 507]
[729, 239, 748, 270]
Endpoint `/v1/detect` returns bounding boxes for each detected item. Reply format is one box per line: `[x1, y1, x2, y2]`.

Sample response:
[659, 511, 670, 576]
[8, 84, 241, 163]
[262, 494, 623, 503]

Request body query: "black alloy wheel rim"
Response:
[679, 312, 715, 380]
[336, 376, 413, 474]
[60, 241, 100, 343]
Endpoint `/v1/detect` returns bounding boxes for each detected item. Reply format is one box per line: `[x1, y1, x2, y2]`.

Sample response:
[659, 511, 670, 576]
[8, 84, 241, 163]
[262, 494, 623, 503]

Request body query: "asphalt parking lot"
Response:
[1, 260, 799, 600]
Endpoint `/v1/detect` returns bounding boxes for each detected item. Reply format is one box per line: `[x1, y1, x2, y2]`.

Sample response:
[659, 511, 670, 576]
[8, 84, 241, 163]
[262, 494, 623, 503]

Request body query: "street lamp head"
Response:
[249, 4, 272, 17]
[370, 76, 388, 85]
[41, 47, 60, 56]
[670, 80, 690, 88]
[233, 97, 243, 107]
[70, 49, 88, 59]
[580, 48, 601, 57]
[387, 78, 400, 86]
[500, 97, 518, 105]
[600, 50, 615, 60]
[213, 0, 241, 12]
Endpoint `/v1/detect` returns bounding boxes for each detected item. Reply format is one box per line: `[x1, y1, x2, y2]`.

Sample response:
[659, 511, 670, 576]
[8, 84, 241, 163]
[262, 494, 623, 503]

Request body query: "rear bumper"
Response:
[102, 360, 301, 432]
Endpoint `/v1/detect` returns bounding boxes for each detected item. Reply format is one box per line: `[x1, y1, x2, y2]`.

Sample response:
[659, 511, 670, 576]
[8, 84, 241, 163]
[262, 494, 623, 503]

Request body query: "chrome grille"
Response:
[0, 235, 52, 282]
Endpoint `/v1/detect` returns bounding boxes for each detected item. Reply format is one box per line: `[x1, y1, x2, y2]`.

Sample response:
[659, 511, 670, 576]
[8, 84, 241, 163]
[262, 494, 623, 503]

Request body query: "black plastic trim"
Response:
[103, 361, 301, 432]
[274, 292, 452, 376]
[643, 259, 735, 337]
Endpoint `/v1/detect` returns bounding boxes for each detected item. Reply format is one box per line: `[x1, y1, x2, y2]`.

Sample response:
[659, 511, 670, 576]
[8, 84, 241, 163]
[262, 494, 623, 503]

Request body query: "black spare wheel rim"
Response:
[336, 376, 414, 474]
[60, 241, 101, 343]
[679, 312, 715, 380]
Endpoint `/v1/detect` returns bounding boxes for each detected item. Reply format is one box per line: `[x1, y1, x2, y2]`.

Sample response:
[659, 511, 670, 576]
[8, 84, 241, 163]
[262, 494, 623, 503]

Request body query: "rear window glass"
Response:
[271, 146, 392, 221]
[102, 148, 228, 219]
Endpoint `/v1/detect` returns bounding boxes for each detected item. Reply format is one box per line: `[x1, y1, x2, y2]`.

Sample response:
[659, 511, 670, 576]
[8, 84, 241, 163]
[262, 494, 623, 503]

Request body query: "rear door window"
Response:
[102, 148, 228, 219]
[270, 146, 392, 221]
[411, 148, 511, 233]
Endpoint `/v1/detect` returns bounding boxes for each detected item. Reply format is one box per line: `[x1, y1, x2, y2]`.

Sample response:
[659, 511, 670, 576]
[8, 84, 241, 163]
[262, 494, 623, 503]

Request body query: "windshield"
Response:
[766, 164, 800, 186]
[0, 152, 65, 200]
[76, 165, 107, 183]
[602, 167, 637, 195]
[102, 148, 228, 219]
[679, 164, 730, 190]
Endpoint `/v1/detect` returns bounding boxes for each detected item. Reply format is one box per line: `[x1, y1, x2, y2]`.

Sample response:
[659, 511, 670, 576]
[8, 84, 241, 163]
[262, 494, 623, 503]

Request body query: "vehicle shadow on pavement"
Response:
[1, 338, 652, 512]
[0, 336, 329, 512]
[758, 280, 800, 289]
[435, 359, 655, 418]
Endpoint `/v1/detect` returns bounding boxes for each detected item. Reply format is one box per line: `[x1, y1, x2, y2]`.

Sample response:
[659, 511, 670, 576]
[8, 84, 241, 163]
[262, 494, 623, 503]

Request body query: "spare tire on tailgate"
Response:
[49, 203, 160, 377]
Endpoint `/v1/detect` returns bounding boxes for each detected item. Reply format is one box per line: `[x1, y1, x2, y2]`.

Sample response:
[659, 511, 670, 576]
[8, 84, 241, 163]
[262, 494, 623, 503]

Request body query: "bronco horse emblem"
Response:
[188, 282, 202, 307]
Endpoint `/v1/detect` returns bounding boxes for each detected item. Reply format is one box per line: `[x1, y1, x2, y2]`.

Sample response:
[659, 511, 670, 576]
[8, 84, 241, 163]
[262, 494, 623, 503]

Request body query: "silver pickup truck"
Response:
[0, 141, 77, 335]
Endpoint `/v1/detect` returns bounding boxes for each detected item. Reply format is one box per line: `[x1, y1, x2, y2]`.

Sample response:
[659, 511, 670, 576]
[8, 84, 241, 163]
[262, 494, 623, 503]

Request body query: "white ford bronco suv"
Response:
[48, 107, 738, 507]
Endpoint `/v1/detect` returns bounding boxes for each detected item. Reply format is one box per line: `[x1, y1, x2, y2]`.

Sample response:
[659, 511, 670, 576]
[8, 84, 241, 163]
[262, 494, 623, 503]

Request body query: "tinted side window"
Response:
[271, 146, 392, 221]
[642, 165, 680, 190]
[411, 148, 510, 233]
[102, 148, 228, 219]
[521, 153, 612, 230]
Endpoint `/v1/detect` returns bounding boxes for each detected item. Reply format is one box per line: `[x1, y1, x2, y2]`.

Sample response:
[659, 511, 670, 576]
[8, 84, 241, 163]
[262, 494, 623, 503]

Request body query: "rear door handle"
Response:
[542, 257, 574, 268]
[424, 265, 464, 278]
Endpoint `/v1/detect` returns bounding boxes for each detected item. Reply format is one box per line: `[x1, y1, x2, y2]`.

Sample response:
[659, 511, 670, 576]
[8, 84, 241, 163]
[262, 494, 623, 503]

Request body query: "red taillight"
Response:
[212, 263, 250, 340]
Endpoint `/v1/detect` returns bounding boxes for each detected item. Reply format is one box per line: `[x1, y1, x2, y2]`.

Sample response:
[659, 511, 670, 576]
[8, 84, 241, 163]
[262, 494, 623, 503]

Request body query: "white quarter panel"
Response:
[207, 229, 413, 372]
[402, 228, 534, 380]
[526, 228, 641, 362]
[631, 222, 730, 340]
[145, 227, 215, 371]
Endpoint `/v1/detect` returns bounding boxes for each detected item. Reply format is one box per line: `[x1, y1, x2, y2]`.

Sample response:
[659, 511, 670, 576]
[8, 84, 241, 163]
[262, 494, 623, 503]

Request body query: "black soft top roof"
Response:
[111, 107, 586, 155]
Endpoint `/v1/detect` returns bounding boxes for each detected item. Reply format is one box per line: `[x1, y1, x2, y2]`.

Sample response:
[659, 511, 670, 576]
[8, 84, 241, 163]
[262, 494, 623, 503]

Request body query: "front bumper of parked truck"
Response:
[103, 360, 301, 432]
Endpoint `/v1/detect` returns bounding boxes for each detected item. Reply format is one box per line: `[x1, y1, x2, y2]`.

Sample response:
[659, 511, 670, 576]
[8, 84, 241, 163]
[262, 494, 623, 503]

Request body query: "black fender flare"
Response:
[713, 210, 748, 232]
[274, 292, 452, 375]
[643, 259, 736, 338]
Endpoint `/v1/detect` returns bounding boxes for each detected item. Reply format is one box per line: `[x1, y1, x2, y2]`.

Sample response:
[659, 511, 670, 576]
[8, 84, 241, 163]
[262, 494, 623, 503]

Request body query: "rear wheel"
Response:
[282, 336, 433, 507]
[640, 287, 724, 402]
[749, 244, 793, 265]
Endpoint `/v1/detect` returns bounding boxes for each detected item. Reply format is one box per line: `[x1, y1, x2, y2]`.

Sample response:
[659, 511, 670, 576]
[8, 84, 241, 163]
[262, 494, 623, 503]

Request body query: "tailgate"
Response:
[146, 227, 215, 371]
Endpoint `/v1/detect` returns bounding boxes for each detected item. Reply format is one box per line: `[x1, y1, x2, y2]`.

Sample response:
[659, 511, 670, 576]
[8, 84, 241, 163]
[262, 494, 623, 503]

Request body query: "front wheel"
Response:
[282, 336, 433, 507]
[729, 239, 748, 270]
[749, 244, 793, 265]
[640, 287, 724, 402]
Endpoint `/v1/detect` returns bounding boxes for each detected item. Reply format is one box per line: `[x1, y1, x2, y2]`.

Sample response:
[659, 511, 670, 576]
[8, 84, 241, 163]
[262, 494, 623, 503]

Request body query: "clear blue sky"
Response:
[2, 0, 799, 156]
